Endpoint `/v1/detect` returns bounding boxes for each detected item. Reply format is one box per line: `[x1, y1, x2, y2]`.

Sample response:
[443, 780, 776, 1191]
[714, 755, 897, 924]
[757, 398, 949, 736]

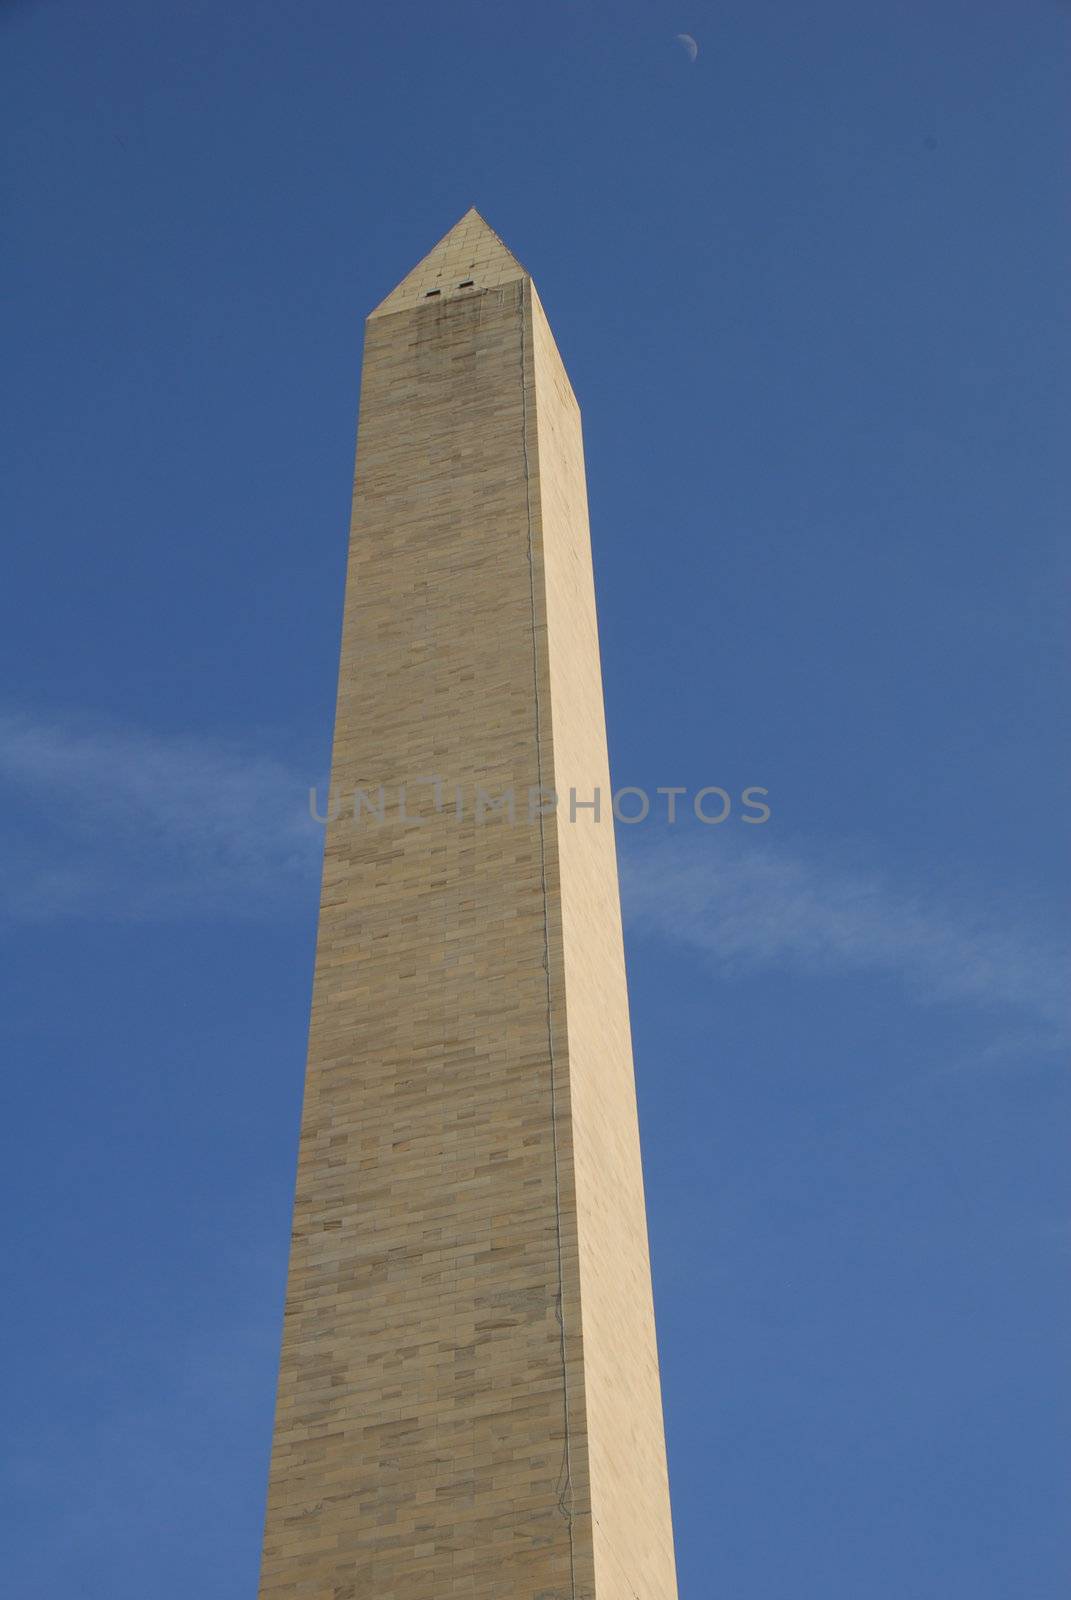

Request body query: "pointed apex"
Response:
[369, 209, 528, 319]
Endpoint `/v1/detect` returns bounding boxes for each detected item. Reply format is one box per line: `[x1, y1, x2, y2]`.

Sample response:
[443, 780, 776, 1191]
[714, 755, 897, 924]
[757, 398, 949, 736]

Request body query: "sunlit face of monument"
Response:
[258, 210, 678, 1600]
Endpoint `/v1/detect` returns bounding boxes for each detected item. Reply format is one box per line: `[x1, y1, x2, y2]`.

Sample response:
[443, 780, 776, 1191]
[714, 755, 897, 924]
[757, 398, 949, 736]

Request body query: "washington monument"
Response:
[258, 210, 678, 1600]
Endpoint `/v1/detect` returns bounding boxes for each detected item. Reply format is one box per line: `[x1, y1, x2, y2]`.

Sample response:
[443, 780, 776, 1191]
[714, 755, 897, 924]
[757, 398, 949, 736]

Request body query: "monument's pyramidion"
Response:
[370, 206, 527, 317]
[258, 210, 679, 1600]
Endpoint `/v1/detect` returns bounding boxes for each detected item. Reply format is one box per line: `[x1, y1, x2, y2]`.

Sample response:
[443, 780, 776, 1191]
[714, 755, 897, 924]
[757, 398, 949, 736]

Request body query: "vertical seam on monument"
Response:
[518, 280, 577, 1598]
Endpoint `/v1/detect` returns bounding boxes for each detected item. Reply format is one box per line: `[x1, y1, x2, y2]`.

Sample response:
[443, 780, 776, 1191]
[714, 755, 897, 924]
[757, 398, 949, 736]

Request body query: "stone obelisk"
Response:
[258, 210, 678, 1600]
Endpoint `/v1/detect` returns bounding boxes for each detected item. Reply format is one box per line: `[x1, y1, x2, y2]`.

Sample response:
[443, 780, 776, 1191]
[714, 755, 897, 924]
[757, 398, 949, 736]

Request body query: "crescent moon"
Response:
[675, 33, 698, 63]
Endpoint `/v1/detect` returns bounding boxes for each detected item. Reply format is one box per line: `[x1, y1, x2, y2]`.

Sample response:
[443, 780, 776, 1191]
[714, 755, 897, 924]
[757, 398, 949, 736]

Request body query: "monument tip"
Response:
[369, 207, 528, 319]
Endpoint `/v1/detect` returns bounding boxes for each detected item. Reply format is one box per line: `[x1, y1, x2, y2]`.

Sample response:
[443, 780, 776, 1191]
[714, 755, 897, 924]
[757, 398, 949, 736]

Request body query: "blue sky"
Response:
[1, 1, 1068, 1594]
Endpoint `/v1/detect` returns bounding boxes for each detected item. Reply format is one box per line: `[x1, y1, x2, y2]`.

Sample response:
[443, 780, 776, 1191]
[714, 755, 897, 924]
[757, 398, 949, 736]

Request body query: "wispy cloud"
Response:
[621, 832, 1069, 1042]
[0, 711, 322, 923]
[5, 711, 1065, 1048]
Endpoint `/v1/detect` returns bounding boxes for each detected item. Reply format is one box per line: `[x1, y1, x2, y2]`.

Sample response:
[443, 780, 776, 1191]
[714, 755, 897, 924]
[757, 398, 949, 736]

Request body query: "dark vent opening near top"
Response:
[459, 280, 474, 288]
[425, 289, 441, 297]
